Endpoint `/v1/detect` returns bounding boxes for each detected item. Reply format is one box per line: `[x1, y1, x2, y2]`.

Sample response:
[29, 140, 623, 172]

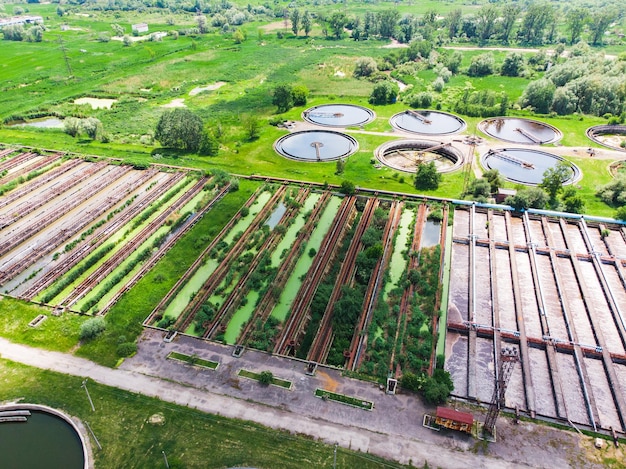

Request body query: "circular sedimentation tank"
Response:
[0, 405, 88, 469]
[375, 139, 464, 173]
[302, 104, 375, 127]
[478, 117, 562, 145]
[481, 148, 580, 185]
[586, 125, 626, 152]
[390, 110, 466, 135]
[274, 130, 358, 162]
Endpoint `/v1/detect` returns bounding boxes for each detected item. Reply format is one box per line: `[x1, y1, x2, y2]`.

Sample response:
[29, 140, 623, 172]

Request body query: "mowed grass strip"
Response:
[314, 388, 374, 411]
[167, 351, 218, 369]
[238, 369, 293, 389]
[0, 359, 407, 469]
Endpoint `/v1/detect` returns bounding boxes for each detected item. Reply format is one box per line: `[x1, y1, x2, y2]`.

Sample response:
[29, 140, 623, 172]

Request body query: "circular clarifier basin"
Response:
[586, 125, 626, 152]
[375, 139, 464, 173]
[481, 148, 580, 185]
[390, 110, 466, 135]
[274, 130, 358, 162]
[0, 405, 87, 469]
[302, 104, 374, 127]
[479, 117, 562, 144]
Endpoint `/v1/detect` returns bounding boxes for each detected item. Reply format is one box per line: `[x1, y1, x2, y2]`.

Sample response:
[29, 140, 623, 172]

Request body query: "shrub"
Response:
[258, 370, 273, 385]
[467, 53, 495, 77]
[414, 162, 441, 191]
[116, 342, 137, 357]
[79, 317, 106, 341]
[353, 56, 378, 78]
[369, 81, 398, 105]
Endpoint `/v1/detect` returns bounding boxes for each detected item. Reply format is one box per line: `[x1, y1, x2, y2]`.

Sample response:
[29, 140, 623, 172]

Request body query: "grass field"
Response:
[0, 2, 624, 218]
[0, 358, 410, 469]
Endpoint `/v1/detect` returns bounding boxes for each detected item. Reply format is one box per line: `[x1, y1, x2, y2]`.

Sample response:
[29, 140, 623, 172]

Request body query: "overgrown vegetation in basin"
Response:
[167, 351, 219, 369]
[76, 179, 259, 367]
[314, 388, 374, 411]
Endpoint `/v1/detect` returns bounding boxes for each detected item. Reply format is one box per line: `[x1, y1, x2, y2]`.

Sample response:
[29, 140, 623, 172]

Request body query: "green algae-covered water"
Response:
[269, 196, 342, 322]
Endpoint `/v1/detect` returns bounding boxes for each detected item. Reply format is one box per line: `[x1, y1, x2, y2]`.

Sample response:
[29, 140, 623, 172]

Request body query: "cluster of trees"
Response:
[596, 175, 626, 220]
[521, 51, 626, 117]
[271, 84, 308, 113]
[2, 23, 44, 42]
[64, 117, 104, 141]
[464, 166, 586, 214]
[154, 108, 221, 155]
[400, 368, 454, 405]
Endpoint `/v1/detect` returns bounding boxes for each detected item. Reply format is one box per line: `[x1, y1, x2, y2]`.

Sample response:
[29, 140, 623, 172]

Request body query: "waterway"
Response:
[223, 291, 260, 344]
[269, 196, 342, 321]
[382, 208, 414, 302]
[265, 202, 287, 230]
[421, 219, 441, 248]
[270, 194, 321, 267]
[0, 410, 84, 469]
[7, 117, 64, 128]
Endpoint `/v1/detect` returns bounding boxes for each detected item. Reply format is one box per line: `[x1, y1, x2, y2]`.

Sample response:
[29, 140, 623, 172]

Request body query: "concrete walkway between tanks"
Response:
[0, 337, 577, 469]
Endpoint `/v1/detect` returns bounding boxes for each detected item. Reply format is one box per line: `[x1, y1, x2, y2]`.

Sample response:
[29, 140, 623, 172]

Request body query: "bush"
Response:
[116, 342, 137, 357]
[406, 91, 433, 109]
[369, 81, 398, 105]
[414, 162, 441, 191]
[467, 53, 495, 77]
[258, 370, 273, 385]
[353, 56, 378, 77]
[79, 317, 106, 341]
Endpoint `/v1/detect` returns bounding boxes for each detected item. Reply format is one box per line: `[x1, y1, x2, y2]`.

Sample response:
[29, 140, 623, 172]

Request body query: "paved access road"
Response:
[0, 332, 604, 469]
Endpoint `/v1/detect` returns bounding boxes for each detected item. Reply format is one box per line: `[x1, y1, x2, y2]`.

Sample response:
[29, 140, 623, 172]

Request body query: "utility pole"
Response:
[162, 450, 170, 468]
[333, 442, 337, 469]
[82, 379, 95, 412]
[58, 36, 73, 78]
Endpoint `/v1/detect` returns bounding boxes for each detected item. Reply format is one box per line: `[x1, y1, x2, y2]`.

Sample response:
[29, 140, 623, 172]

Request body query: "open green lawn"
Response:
[0, 359, 409, 469]
[0, 297, 87, 352]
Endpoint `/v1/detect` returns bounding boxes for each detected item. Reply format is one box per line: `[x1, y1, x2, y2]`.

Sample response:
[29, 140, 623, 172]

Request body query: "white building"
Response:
[0, 16, 44, 28]
[131, 23, 149, 34]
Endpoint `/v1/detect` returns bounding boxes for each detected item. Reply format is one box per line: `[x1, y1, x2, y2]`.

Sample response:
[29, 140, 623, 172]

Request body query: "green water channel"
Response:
[269, 196, 342, 322]
[163, 192, 274, 327]
[382, 208, 415, 302]
[222, 191, 272, 245]
[270, 193, 321, 268]
[222, 291, 260, 344]
[76, 224, 172, 312]
[161, 259, 219, 321]
[38, 176, 197, 304]
[218, 193, 321, 341]
[437, 223, 454, 357]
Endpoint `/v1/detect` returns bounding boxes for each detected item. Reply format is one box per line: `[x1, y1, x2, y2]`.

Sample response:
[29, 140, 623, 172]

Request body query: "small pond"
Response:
[7, 117, 64, 128]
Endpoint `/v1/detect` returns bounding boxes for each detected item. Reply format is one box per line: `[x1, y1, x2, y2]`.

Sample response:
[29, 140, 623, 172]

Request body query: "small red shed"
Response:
[435, 406, 474, 433]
